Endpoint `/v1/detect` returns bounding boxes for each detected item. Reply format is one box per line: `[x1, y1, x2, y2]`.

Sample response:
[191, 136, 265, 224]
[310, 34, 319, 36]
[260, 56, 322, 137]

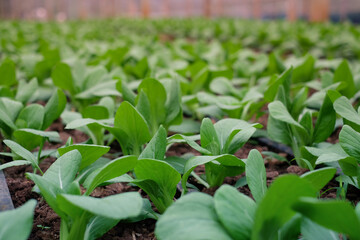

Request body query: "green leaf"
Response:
[246, 149, 267, 202]
[15, 104, 44, 130]
[301, 167, 336, 191]
[0, 160, 31, 171]
[315, 153, 349, 165]
[26, 173, 64, 218]
[291, 55, 315, 84]
[162, 78, 183, 127]
[15, 79, 38, 104]
[98, 96, 115, 118]
[334, 97, 360, 127]
[116, 79, 136, 105]
[136, 78, 167, 135]
[214, 185, 256, 239]
[84, 155, 137, 195]
[168, 118, 200, 134]
[13, 129, 60, 151]
[155, 193, 232, 240]
[264, 68, 292, 102]
[291, 87, 308, 119]
[51, 62, 75, 94]
[82, 105, 109, 120]
[58, 192, 143, 220]
[84, 216, 119, 240]
[252, 175, 316, 240]
[58, 144, 110, 171]
[43, 89, 66, 130]
[339, 125, 360, 160]
[167, 134, 211, 155]
[301, 217, 340, 240]
[200, 118, 220, 155]
[268, 101, 304, 129]
[214, 118, 260, 154]
[42, 150, 82, 190]
[339, 157, 359, 176]
[182, 154, 244, 193]
[278, 214, 302, 240]
[0, 199, 37, 240]
[0, 59, 17, 86]
[133, 159, 181, 213]
[313, 93, 336, 143]
[293, 198, 360, 240]
[333, 60, 356, 98]
[189, 61, 209, 93]
[75, 81, 120, 99]
[139, 126, 167, 160]
[3, 140, 39, 169]
[114, 101, 151, 155]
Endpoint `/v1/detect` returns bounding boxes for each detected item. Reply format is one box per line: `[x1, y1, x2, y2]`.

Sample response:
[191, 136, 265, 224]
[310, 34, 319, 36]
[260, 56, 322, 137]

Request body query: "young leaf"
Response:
[139, 126, 167, 160]
[214, 185, 256, 239]
[264, 67, 292, 102]
[13, 129, 60, 151]
[51, 62, 75, 94]
[301, 217, 340, 240]
[268, 101, 305, 130]
[58, 192, 143, 220]
[182, 154, 245, 193]
[136, 78, 167, 134]
[200, 118, 220, 155]
[0, 59, 17, 86]
[15, 78, 38, 104]
[334, 96, 360, 127]
[339, 125, 360, 160]
[0, 160, 31, 171]
[155, 193, 232, 240]
[246, 149, 267, 202]
[3, 140, 39, 170]
[83, 155, 137, 195]
[293, 198, 360, 240]
[162, 78, 183, 126]
[300, 167, 336, 191]
[252, 175, 316, 240]
[41, 150, 82, 190]
[313, 93, 336, 143]
[0, 199, 37, 240]
[114, 101, 151, 155]
[291, 55, 315, 84]
[333, 60, 356, 98]
[58, 144, 110, 171]
[133, 159, 181, 213]
[43, 89, 66, 129]
[15, 104, 44, 130]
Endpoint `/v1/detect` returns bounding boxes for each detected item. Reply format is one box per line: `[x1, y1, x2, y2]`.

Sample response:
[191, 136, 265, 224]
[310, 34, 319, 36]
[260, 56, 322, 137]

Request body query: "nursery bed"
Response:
[2, 121, 359, 239]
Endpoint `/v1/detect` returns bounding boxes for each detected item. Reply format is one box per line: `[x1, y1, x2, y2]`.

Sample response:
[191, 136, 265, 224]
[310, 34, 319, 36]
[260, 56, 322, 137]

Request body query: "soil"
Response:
[2, 119, 360, 240]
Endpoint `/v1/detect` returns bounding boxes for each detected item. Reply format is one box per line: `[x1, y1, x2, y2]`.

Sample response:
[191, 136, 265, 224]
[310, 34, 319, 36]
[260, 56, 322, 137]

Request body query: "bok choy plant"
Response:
[26, 149, 155, 239]
[0, 89, 65, 150]
[117, 77, 183, 135]
[169, 118, 261, 191]
[305, 95, 360, 189]
[267, 68, 337, 168]
[66, 100, 151, 155]
[51, 61, 120, 112]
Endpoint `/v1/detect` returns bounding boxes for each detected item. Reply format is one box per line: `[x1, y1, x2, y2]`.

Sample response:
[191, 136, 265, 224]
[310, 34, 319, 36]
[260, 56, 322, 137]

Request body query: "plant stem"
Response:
[191, 172, 210, 188]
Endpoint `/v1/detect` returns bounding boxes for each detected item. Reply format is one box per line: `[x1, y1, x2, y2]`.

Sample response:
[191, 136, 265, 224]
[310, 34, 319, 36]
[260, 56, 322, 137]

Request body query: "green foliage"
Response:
[157, 171, 342, 240]
[0, 200, 37, 240]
